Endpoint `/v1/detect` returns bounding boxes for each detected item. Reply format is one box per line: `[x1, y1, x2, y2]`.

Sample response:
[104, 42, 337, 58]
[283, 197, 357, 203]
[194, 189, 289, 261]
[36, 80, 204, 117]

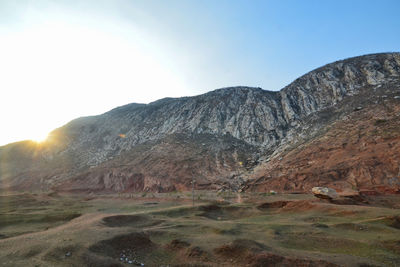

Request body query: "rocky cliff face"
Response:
[245, 80, 400, 193]
[1, 52, 399, 193]
[57, 53, 400, 152]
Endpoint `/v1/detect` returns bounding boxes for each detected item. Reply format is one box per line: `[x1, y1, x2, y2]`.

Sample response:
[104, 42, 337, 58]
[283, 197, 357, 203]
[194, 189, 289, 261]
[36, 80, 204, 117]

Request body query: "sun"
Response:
[31, 131, 50, 143]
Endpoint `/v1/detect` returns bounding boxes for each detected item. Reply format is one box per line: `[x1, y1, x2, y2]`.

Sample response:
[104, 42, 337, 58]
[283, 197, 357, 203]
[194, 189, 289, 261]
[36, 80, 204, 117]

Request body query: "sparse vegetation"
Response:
[0, 192, 399, 266]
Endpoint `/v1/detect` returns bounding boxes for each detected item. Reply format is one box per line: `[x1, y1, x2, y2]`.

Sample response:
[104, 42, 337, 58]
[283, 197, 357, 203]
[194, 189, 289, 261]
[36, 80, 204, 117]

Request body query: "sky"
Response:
[0, 0, 399, 145]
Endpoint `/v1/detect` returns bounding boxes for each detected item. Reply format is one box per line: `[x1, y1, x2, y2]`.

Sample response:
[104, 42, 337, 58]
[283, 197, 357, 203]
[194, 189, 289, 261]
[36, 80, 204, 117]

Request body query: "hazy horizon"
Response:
[1, 0, 399, 146]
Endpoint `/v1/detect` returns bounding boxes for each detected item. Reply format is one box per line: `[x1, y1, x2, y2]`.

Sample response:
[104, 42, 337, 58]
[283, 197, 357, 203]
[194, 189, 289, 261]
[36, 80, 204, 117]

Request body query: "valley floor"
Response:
[0, 191, 399, 266]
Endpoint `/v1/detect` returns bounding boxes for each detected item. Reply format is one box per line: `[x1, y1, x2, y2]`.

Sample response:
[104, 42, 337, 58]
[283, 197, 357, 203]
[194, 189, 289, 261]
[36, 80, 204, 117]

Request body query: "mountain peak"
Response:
[1, 52, 400, 194]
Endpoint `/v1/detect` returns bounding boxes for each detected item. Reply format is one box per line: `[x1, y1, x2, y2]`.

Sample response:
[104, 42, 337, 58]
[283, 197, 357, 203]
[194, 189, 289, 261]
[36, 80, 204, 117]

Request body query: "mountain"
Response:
[1, 52, 399, 194]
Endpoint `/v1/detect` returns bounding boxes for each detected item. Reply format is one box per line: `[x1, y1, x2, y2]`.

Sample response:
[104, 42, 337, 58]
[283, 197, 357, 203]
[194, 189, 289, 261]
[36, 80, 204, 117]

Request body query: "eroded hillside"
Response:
[0, 52, 399, 193]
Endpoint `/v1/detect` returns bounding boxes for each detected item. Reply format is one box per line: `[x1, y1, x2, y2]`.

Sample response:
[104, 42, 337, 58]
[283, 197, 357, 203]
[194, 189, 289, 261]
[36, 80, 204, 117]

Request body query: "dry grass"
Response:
[0, 192, 399, 266]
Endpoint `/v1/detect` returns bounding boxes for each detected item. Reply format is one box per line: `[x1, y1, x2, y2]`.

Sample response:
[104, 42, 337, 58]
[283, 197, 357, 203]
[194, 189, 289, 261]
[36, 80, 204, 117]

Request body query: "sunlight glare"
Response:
[31, 131, 49, 144]
[0, 11, 189, 146]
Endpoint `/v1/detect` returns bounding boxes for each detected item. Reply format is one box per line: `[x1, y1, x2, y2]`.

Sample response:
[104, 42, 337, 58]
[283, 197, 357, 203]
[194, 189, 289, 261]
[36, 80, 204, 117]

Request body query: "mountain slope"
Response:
[0, 52, 399, 193]
[245, 80, 400, 193]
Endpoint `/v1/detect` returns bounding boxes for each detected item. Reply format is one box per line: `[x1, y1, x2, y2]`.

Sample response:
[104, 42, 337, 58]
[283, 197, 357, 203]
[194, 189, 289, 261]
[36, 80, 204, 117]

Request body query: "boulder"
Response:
[312, 187, 338, 199]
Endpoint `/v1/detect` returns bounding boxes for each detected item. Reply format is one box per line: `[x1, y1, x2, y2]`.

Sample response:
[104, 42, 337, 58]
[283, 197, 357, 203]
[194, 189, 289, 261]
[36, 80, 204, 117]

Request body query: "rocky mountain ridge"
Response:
[0, 52, 399, 193]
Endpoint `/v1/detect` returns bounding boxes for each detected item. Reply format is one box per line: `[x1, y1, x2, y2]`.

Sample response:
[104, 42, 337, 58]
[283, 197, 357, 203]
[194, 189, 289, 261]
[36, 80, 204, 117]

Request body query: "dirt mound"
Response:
[312, 223, 329, 228]
[102, 215, 163, 228]
[46, 191, 60, 198]
[215, 239, 337, 266]
[281, 200, 317, 212]
[257, 201, 290, 210]
[167, 239, 191, 250]
[214, 239, 268, 259]
[166, 239, 206, 261]
[376, 216, 400, 229]
[186, 246, 205, 258]
[81, 252, 124, 267]
[89, 232, 156, 258]
[142, 202, 158, 205]
[199, 204, 221, 212]
[198, 205, 257, 220]
[248, 252, 340, 267]
[388, 216, 400, 229]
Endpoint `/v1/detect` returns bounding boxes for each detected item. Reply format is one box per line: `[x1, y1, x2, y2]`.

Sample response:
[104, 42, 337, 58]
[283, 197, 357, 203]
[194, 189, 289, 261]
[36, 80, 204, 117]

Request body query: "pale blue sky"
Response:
[0, 0, 399, 145]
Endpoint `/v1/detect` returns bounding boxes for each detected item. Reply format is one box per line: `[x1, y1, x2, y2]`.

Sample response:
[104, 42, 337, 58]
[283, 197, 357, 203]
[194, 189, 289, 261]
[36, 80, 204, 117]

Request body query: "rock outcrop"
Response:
[312, 187, 338, 199]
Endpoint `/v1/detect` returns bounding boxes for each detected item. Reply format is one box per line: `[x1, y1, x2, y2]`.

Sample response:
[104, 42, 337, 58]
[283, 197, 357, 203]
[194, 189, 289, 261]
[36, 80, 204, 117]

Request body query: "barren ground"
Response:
[0, 191, 399, 266]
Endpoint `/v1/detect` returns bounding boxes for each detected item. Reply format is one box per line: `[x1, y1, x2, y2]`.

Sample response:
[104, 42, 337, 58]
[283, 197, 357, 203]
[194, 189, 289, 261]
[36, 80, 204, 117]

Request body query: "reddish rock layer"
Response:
[246, 98, 400, 194]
